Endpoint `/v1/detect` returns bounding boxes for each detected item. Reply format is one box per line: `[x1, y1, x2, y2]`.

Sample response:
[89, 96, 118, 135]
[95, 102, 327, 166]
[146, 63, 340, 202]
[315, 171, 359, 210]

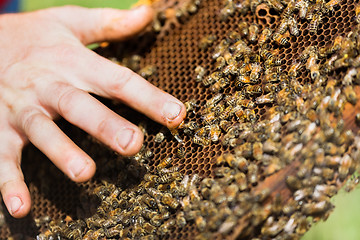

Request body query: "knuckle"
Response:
[18, 107, 43, 135]
[56, 85, 78, 117]
[107, 68, 135, 97]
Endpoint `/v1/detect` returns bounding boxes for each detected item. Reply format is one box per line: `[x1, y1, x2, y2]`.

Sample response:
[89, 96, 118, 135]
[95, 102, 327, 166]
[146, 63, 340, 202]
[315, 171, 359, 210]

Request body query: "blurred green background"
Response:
[20, 0, 360, 239]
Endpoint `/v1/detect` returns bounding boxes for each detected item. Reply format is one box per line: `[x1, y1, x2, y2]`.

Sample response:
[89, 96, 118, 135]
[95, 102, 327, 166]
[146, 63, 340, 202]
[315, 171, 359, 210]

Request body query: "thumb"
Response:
[47, 5, 154, 44]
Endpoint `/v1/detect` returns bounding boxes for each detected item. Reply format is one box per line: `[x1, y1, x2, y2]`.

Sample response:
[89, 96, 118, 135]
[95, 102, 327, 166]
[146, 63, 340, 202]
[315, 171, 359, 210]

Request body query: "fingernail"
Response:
[10, 196, 22, 215]
[162, 101, 182, 121]
[69, 158, 89, 178]
[117, 129, 134, 150]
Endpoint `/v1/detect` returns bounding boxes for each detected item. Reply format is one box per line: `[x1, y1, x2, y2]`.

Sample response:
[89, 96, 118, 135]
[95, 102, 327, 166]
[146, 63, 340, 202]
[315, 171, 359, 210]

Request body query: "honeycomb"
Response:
[1, 0, 360, 239]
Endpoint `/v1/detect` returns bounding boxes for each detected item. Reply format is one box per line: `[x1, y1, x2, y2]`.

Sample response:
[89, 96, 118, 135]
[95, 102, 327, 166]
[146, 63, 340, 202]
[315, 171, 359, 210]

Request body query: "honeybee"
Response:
[158, 219, 176, 235]
[272, 32, 289, 46]
[356, 3, 360, 24]
[156, 157, 173, 172]
[205, 93, 223, 108]
[248, 23, 259, 43]
[194, 65, 206, 82]
[344, 176, 360, 192]
[238, 21, 249, 37]
[306, 52, 320, 80]
[247, 163, 259, 185]
[288, 61, 303, 78]
[250, 62, 262, 82]
[296, 0, 309, 19]
[234, 172, 248, 190]
[215, 56, 226, 70]
[184, 99, 199, 114]
[302, 200, 332, 215]
[198, 35, 217, 50]
[252, 142, 263, 161]
[300, 45, 317, 62]
[324, 0, 340, 12]
[213, 39, 230, 59]
[161, 193, 179, 209]
[258, 27, 273, 46]
[154, 132, 165, 143]
[209, 124, 221, 142]
[277, 18, 289, 35]
[338, 154, 354, 181]
[235, 75, 251, 88]
[334, 54, 352, 69]
[288, 16, 299, 36]
[210, 77, 230, 92]
[309, 13, 322, 34]
[139, 65, 157, 79]
[245, 85, 262, 96]
[220, 0, 236, 21]
[343, 85, 357, 105]
[195, 215, 207, 232]
[266, 0, 284, 11]
[203, 71, 222, 86]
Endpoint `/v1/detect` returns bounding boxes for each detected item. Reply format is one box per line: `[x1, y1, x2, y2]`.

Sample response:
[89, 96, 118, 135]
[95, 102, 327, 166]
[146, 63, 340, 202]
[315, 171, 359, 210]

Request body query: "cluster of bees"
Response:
[33, 0, 360, 239]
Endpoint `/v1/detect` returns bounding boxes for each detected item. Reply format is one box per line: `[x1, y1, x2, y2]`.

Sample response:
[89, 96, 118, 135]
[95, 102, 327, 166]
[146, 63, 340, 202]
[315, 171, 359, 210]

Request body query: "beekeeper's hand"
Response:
[0, 5, 186, 218]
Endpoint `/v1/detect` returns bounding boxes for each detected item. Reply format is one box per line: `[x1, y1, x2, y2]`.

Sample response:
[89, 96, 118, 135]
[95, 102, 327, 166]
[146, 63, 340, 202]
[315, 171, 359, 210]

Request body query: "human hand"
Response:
[0, 5, 186, 218]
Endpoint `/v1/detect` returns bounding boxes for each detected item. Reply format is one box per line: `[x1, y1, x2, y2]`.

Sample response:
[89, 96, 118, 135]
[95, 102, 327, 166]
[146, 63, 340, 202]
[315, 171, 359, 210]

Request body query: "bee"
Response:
[161, 193, 179, 209]
[306, 52, 320, 80]
[213, 39, 230, 59]
[250, 0, 262, 13]
[288, 61, 303, 78]
[139, 65, 157, 79]
[219, 120, 232, 132]
[194, 65, 206, 82]
[338, 154, 354, 181]
[154, 132, 165, 143]
[238, 21, 249, 37]
[288, 16, 299, 36]
[258, 28, 273, 47]
[227, 30, 241, 43]
[235, 75, 251, 88]
[205, 93, 223, 108]
[245, 85, 262, 96]
[356, 3, 360, 24]
[201, 112, 217, 125]
[300, 45, 317, 62]
[184, 99, 199, 114]
[272, 32, 289, 46]
[198, 35, 217, 50]
[334, 54, 352, 69]
[195, 215, 207, 232]
[294, 187, 313, 201]
[215, 56, 226, 70]
[252, 142, 263, 161]
[283, 0, 296, 17]
[220, 0, 236, 21]
[277, 17, 289, 35]
[210, 77, 230, 92]
[156, 157, 173, 172]
[250, 63, 262, 82]
[343, 85, 357, 105]
[176, 211, 187, 228]
[345, 176, 360, 192]
[266, 0, 284, 11]
[247, 163, 259, 185]
[158, 219, 176, 235]
[263, 83, 279, 93]
[239, 63, 253, 75]
[309, 13, 322, 34]
[203, 71, 222, 86]
[324, 0, 340, 12]
[285, 175, 302, 190]
[248, 23, 259, 43]
[302, 200, 332, 215]
[296, 0, 309, 19]
[322, 55, 338, 73]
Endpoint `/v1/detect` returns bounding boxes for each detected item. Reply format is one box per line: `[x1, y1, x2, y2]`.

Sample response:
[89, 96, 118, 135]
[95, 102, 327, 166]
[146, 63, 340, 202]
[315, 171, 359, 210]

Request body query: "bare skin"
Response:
[0, 5, 186, 218]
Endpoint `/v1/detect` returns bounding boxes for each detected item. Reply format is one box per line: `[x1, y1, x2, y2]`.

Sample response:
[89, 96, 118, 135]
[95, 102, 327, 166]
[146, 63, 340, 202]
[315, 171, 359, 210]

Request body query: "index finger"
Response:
[74, 49, 187, 129]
